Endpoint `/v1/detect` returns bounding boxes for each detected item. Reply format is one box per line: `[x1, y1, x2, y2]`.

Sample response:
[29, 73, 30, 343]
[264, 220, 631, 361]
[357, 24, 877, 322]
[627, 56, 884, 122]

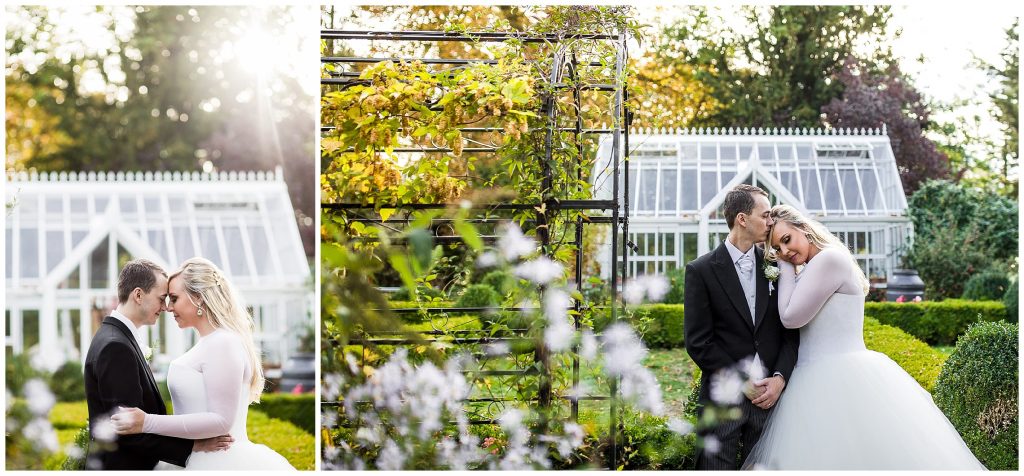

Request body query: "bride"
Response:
[110, 257, 295, 470]
[742, 205, 984, 470]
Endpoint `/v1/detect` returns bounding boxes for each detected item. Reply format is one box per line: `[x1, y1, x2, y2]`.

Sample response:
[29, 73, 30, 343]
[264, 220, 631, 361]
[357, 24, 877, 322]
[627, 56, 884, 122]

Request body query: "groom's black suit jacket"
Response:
[83, 316, 193, 470]
[684, 243, 799, 405]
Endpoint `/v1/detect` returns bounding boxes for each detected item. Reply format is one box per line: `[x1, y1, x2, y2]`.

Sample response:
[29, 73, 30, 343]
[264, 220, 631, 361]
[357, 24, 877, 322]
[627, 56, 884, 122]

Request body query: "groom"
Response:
[83, 258, 232, 470]
[684, 184, 800, 470]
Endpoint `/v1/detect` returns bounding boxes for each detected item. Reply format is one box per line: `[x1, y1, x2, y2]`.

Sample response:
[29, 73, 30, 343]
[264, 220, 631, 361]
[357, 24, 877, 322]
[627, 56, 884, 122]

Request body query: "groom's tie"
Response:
[737, 254, 755, 323]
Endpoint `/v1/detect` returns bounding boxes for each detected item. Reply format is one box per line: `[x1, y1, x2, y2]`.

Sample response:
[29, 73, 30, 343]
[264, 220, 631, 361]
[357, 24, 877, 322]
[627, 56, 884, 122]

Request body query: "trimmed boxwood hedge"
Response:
[934, 321, 1019, 470]
[593, 304, 686, 349]
[864, 300, 1007, 346]
[253, 393, 315, 435]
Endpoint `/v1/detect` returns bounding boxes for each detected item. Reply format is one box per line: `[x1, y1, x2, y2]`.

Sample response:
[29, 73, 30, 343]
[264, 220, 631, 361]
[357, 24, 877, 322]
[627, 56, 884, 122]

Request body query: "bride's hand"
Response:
[110, 406, 146, 435]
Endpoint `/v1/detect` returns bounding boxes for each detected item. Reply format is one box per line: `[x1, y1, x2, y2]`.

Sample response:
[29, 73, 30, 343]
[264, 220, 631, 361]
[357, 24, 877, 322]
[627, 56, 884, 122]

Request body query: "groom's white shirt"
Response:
[724, 239, 768, 380]
[110, 309, 146, 349]
[724, 239, 757, 322]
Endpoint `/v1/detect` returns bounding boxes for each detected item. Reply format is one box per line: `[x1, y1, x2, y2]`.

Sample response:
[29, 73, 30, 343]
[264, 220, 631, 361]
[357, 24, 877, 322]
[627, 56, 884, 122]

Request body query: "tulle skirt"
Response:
[155, 440, 295, 471]
[743, 349, 985, 470]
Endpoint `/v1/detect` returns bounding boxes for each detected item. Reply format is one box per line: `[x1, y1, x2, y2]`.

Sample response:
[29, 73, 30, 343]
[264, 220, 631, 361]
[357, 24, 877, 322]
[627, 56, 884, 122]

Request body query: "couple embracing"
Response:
[684, 184, 985, 470]
[83, 258, 295, 471]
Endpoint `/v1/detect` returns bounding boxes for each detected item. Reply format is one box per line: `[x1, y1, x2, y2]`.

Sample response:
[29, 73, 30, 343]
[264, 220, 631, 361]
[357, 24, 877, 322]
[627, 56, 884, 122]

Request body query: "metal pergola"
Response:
[320, 27, 633, 467]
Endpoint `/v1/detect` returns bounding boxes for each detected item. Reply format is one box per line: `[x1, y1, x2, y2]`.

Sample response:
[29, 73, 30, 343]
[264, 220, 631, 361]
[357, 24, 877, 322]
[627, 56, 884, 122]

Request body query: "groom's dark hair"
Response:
[723, 184, 769, 229]
[117, 259, 167, 303]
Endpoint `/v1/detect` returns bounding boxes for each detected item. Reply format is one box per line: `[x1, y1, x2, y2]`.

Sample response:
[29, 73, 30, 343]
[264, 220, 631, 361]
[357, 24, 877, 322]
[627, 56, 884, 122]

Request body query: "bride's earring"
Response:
[197, 308, 203, 316]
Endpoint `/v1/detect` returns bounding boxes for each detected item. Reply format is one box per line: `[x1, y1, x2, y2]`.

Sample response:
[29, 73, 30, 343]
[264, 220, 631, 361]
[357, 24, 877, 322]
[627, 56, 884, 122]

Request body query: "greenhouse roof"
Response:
[5, 167, 309, 289]
[592, 126, 909, 219]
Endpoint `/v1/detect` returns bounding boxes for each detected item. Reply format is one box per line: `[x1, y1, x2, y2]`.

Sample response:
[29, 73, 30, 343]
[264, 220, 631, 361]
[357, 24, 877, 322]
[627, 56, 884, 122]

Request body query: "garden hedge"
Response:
[253, 393, 316, 435]
[593, 304, 686, 349]
[864, 300, 1007, 346]
[934, 321, 1018, 470]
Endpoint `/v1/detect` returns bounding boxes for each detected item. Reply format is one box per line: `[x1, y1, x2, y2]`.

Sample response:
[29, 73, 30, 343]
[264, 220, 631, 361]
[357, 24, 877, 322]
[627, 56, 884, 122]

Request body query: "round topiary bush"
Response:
[50, 360, 86, 402]
[934, 321, 1019, 470]
[479, 270, 513, 295]
[961, 270, 1011, 301]
[455, 284, 501, 309]
[1003, 279, 1018, 323]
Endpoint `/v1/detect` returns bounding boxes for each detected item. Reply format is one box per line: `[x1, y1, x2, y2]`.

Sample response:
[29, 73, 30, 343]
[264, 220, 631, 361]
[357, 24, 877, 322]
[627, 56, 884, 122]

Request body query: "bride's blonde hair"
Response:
[767, 204, 870, 295]
[170, 257, 264, 403]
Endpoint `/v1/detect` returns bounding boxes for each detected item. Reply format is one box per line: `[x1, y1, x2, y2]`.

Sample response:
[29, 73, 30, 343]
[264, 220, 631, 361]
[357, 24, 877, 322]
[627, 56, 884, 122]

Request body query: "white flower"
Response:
[484, 341, 510, 356]
[376, 439, 406, 470]
[703, 435, 721, 455]
[23, 417, 58, 453]
[498, 223, 536, 261]
[23, 379, 56, 416]
[513, 256, 564, 285]
[321, 408, 338, 428]
[543, 289, 574, 352]
[5, 389, 13, 412]
[92, 418, 118, 443]
[710, 367, 745, 406]
[620, 368, 664, 415]
[622, 275, 670, 304]
[322, 372, 343, 401]
[498, 408, 524, 431]
[141, 345, 153, 361]
[580, 330, 598, 361]
[667, 417, 694, 436]
[476, 251, 498, 268]
[355, 427, 380, 444]
[600, 323, 647, 377]
[763, 263, 780, 281]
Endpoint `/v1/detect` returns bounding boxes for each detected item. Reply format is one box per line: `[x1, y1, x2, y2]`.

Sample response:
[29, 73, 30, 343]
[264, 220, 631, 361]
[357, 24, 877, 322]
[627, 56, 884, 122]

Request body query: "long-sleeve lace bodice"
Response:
[142, 329, 252, 440]
[776, 247, 863, 329]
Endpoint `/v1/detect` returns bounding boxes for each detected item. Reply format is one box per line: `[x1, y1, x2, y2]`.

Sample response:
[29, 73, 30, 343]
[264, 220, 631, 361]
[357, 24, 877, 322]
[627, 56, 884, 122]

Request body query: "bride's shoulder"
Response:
[813, 247, 852, 268]
[206, 328, 245, 347]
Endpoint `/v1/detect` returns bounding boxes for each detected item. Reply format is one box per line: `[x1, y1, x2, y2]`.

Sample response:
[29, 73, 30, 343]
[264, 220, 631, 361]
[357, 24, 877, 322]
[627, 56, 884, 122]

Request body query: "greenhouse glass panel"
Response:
[683, 233, 698, 264]
[148, 230, 168, 261]
[46, 230, 64, 274]
[222, 224, 252, 278]
[94, 196, 109, 213]
[720, 142, 737, 164]
[173, 226, 195, 263]
[860, 170, 880, 210]
[20, 228, 39, 279]
[70, 196, 88, 214]
[660, 169, 678, 214]
[247, 226, 274, 276]
[700, 171, 717, 207]
[841, 170, 862, 212]
[822, 168, 842, 211]
[5, 229, 12, 279]
[801, 169, 822, 210]
[197, 226, 222, 266]
[90, 237, 109, 289]
[681, 169, 698, 210]
[119, 195, 137, 214]
[639, 168, 657, 212]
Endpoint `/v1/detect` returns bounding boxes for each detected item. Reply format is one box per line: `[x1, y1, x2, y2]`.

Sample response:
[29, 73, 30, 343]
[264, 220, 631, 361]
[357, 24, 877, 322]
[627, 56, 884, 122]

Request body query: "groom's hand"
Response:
[751, 375, 785, 409]
[193, 435, 234, 453]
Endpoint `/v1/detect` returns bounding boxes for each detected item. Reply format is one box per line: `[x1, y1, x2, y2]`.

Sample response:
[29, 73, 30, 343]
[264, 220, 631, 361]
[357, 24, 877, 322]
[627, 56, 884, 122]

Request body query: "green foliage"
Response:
[253, 394, 316, 435]
[480, 269, 514, 295]
[454, 283, 501, 309]
[862, 317, 947, 392]
[615, 411, 694, 470]
[50, 401, 90, 430]
[864, 300, 1007, 346]
[663, 268, 686, 304]
[907, 180, 1019, 299]
[50, 361, 86, 402]
[658, 5, 893, 128]
[1003, 279, 1018, 323]
[4, 352, 43, 395]
[934, 321, 1019, 470]
[60, 427, 89, 470]
[962, 270, 1011, 301]
[246, 409, 316, 470]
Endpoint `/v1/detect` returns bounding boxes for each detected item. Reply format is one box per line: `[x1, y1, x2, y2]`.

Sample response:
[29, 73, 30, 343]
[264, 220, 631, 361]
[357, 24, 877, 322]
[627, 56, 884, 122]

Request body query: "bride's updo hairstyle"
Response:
[171, 257, 265, 403]
[767, 204, 870, 295]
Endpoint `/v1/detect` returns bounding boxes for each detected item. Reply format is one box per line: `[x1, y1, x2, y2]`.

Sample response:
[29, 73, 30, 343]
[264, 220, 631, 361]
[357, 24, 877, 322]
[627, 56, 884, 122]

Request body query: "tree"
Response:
[655, 5, 893, 128]
[986, 19, 1019, 198]
[822, 57, 950, 195]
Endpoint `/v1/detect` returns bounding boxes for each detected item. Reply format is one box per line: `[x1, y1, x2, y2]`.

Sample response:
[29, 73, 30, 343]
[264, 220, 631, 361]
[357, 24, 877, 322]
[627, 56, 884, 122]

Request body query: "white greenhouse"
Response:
[4, 167, 312, 375]
[592, 126, 912, 284]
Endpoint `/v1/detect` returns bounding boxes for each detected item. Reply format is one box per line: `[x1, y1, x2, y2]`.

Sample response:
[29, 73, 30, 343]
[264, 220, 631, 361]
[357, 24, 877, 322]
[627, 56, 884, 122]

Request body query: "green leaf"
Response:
[454, 218, 483, 251]
[378, 208, 396, 222]
[388, 253, 417, 293]
[501, 77, 532, 105]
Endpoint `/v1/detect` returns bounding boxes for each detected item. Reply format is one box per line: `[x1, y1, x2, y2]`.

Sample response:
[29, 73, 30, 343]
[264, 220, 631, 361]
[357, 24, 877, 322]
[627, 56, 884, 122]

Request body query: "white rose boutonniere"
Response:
[141, 345, 153, 361]
[764, 262, 780, 296]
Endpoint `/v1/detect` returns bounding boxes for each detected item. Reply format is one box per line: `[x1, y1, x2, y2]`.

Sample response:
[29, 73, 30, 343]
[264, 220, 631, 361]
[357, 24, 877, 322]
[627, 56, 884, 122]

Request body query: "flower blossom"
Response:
[498, 223, 536, 261]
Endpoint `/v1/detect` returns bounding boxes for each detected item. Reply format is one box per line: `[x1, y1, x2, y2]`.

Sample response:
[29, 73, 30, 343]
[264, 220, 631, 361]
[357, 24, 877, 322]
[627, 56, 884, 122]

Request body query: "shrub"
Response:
[663, 268, 686, 304]
[454, 284, 501, 309]
[5, 352, 44, 394]
[863, 300, 1007, 346]
[592, 304, 686, 349]
[616, 411, 693, 470]
[60, 426, 89, 470]
[934, 321, 1019, 470]
[480, 270, 513, 295]
[962, 270, 1011, 301]
[1002, 280, 1018, 323]
[862, 317, 947, 392]
[253, 394, 315, 435]
[50, 361, 86, 402]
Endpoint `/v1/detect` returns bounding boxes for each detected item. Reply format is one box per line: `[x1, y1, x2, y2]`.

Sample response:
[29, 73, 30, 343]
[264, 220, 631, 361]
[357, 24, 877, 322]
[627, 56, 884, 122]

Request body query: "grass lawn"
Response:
[42, 401, 314, 471]
[644, 348, 697, 418]
[933, 345, 956, 357]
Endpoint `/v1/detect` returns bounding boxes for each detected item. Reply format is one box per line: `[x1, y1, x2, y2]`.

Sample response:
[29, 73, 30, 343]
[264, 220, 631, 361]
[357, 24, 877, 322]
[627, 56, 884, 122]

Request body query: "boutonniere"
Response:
[764, 262, 779, 296]
[141, 345, 153, 361]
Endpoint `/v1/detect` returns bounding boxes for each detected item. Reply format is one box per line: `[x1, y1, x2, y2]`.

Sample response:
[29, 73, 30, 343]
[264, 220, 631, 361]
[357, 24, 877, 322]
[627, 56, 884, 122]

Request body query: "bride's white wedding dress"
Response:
[150, 328, 294, 470]
[743, 248, 985, 470]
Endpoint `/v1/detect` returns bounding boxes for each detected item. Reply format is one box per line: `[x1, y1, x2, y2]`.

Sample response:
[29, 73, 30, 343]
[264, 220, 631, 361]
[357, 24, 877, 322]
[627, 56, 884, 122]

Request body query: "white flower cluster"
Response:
[598, 323, 664, 415]
[8, 378, 60, 455]
[622, 274, 671, 305]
